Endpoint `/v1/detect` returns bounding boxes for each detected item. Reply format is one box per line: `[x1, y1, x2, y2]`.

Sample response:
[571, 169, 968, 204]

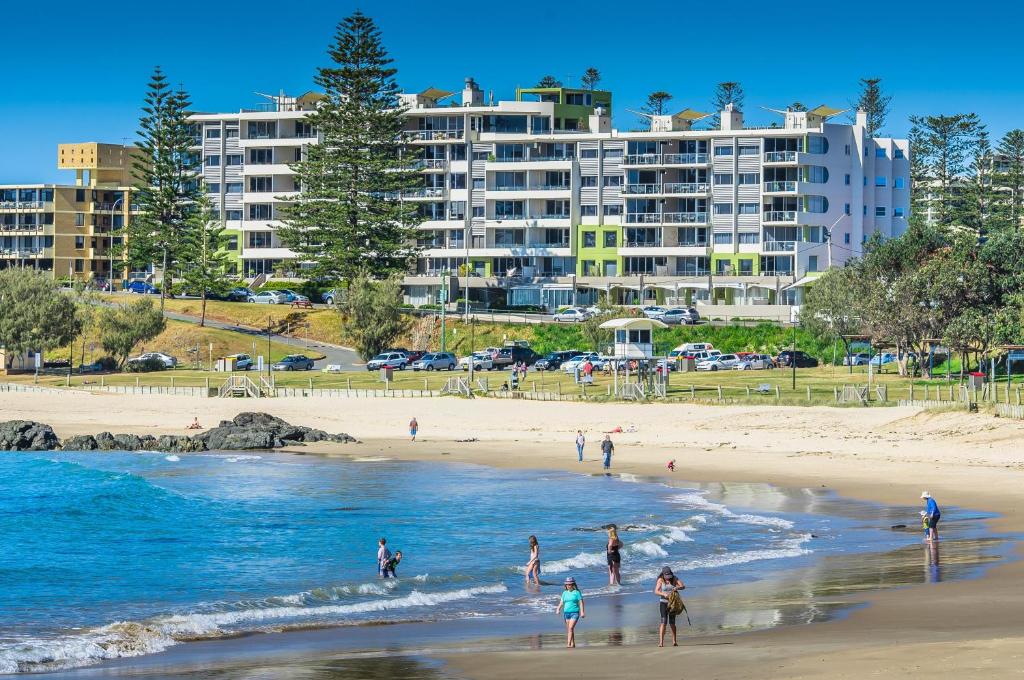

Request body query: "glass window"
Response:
[472, 206, 485, 218]
[249, 149, 273, 164]
[226, 154, 243, 166]
[876, 148, 887, 158]
[581, 176, 597, 187]
[894, 207, 905, 217]
[472, 177, 485, 189]
[248, 204, 272, 220]
[894, 148, 905, 159]
[581, 205, 597, 216]
[875, 176, 887, 187]
[604, 231, 617, 247]
[844, 233, 851, 244]
[75, 235, 85, 249]
[531, 116, 551, 134]
[894, 177, 905, 189]
[713, 203, 733, 215]
[844, 144, 851, 155]
[807, 135, 829, 154]
[738, 203, 758, 214]
[494, 200, 524, 218]
[74, 212, 85, 226]
[604, 204, 622, 216]
[714, 173, 733, 185]
[738, 173, 759, 185]
[738, 145, 759, 156]
[713, 233, 733, 244]
[603, 175, 622, 187]
[249, 177, 273, 192]
[807, 166, 829, 183]
[583, 231, 596, 247]
[207, 183, 220, 194]
[247, 121, 277, 139]
[449, 173, 466, 189]
[713, 146, 733, 156]
[226, 182, 243, 194]
[805, 196, 829, 213]
[75, 189, 85, 203]
[226, 210, 242, 221]
[875, 206, 887, 216]
[205, 155, 220, 167]
[225, 127, 239, 139]
[738, 232, 759, 244]
[205, 127, 221, 139]
[808, 255, 819, 272]
[603, 148, 623, 158]
[844, 174, 850, 185]
[581, 149, 599, 159]
[844, 203, 851, 215]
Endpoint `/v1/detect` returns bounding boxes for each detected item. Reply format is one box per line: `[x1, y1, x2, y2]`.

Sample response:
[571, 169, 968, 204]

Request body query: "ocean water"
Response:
[0, 452, 943, 674]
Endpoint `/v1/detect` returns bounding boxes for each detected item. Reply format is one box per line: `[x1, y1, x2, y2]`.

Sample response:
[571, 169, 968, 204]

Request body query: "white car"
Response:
[553, 307, 591, 322]
[641, 306, 668, 318]
[248, 290, 288, 304]
[734, 354, 775, 370]
[696, 353, 741, 371]
[563, 352, 603, 373]
[459, 352, 494, 371]
[127, 351, 177, 368]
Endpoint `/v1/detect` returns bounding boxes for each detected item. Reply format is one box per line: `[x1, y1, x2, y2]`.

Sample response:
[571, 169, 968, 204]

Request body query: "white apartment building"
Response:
[189, 79, 910, 311]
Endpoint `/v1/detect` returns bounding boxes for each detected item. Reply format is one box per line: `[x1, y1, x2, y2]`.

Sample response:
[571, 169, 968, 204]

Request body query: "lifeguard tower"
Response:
[599, 318, 668, 399]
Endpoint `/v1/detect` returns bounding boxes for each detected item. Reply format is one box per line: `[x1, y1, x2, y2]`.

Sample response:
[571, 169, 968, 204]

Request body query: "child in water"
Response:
[383, 550, 403, 578]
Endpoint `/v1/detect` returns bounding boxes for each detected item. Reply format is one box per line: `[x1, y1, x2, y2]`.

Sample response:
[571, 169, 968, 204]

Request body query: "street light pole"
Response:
[440, 271, 448, 353]
[791, 321, 797, 391]
[109, 197, 123, 292]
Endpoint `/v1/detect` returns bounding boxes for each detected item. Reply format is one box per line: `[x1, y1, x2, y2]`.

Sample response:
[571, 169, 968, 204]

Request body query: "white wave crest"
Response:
[670, 492, 794, 529]
[0, 621, 177, 675]
[630, 535, 813, 582]
[628, 540, 668, 558]
[164, 455, 180, 462]
[540, 551, 607, 574]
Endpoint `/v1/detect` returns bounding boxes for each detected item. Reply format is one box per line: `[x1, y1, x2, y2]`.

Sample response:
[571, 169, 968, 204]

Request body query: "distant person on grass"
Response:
[576, 430, 586, 462]
[555, 577, 585, 648]
[601, 435, 614, 470]
[922, 491, 941, 542]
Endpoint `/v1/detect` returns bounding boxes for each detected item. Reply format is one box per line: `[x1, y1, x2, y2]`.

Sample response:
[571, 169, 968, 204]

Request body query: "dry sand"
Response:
[3, 390, 1023, 678]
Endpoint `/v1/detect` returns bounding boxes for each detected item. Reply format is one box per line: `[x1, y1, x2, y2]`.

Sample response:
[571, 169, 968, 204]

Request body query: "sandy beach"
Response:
[3, 390, 1023, 678]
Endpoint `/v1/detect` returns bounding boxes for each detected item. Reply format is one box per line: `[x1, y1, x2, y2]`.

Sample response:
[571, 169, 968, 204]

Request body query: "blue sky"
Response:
[4, 0, 1024, 184]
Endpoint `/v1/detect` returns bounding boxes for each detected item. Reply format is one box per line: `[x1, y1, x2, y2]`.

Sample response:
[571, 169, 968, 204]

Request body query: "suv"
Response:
[776, 350, 819, 368]
[225, 353, 254, 371]
[125, 280, 158, 295]
[412, 352, 457, 371]
[493, 345, 540, 368]
[661, 307, 699, 325]
[225, 287, 253, 302]
[535, 350, 579, 371]
[321, 289, 341, 305]
[366, 352, 408, 371]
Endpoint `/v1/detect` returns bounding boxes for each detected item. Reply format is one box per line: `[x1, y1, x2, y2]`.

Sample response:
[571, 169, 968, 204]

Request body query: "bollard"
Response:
[101, 376, 105, 388]
[310, 377, 314, 390]
[746, 386, 750, 397]
[170, 377, 175, 389]
[607, 385, 611, 396]
[909, 384, 914, 402]
[136, 377, 140, 388]
[557, 381, 561, 396]
[775, 385, 780, 399]
[717, 385, 722, 400]
[347, 378, 352, 390]
[806, 385, 811, 401]
[205, 377, 209, 391]
[690, 384, 695, 398]
[833, 385, 839, 402]
[423, 378, 427, 390]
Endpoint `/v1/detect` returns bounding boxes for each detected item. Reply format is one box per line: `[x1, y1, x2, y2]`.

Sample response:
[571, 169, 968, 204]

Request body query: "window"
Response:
[604, 204, 622, 216]
[494, 229, 524, 246]
[247, 121, 277, 139]
[844, 233, 851, 244]
[226, 235, 239, 250]
[531, 116, 551, 134]
[494, 144, 524, 162]
[603, 148, 623, 159]
[225, 127, 239, 139]
[472, 206, 485, 218]
[206, 183, 220, 194]
[226, 154, 242, 166]
[844, 174, 851, 185]
[807, 166, 829, 183]
[472, 151, 488, 161]
[249, 177, 273, 192]
[603, 175, 622, 187]
[807, 136, 829, 154]
[894, 207, 905, 218]
[583, 231, 597, 247]
[894, 177, 905, 189]
[894, 148, 905, 159]
[738, 203, 759, 214]
[713, 203, 733, 215]
[875, 176, 887, 187]
[494, 200, 524, 218]
[844, 144, 851, 155]
[876, 206, 887, 216]
[581, 148, 599, 159]
[863, 205, 868, 215]
[876, 148, 887, 158]
[805, 196, 829, 213]
[205, 127, 221, 139]
[226, 182, 243, 194]
[75, 189, 85, 203]
[738, 145, 759, 156]
[739, 258, 753, 275]
[808, 255, 819, 272]
[604, 231, 617, 247]
[249, 149, 273, 164]
[75, 236, 85, 249]
[713, 146, 733, 156]
[738, 173, 759, 185]
[714, 173, 733, 185]
[75, 259, 84, 273]
[450, 145, 466, 161]
[844, 203, 851, 215]
[581, 176, 597, 187]
[249, 204, 272, 220]
[713, 232, 733, 244]
[449, 173, 466, 189]
[738, 232, 759, 244]
[581, 205, 597, 217]
[74, 212, 85, 227]
[226, 210, 242, 221]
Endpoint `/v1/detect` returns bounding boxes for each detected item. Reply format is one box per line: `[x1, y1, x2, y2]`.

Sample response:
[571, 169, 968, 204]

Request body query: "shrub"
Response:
[124, 356, 166, 373]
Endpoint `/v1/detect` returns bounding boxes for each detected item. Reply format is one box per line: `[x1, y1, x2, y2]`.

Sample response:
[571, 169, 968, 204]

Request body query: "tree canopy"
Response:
[0, 270, 80, 367]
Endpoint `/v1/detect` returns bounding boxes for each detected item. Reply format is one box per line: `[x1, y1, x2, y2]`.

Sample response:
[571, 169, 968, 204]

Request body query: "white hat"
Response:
[921, 491, 931, 499]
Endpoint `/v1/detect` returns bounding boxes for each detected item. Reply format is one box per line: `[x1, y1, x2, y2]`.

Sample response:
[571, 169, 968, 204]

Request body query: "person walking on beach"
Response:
[555, 577, 585, 648]
[576, 430, 586, 463]
[409, 417, 418, 442]
[655, 566, 685, 647]
[377, 538, 392, 577]
[525, 535, 541, 586]
[601, 435, 614, 470]
[606, 526, 623, 586]
[922, 491, 941, 542]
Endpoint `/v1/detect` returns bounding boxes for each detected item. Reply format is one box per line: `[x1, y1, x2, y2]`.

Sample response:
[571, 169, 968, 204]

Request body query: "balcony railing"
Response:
[409, 159, 447, 170]
[676, 268, 711, 276]
[1, 201, 46, 210]
[0, 224, 46, 231]
[0, 248, 44, 257]
[622, 183, 660, 194]
[490, 184, 570, 192]
[663, 153, 709, 164]
[763, 240, 796, 252]
[764, 151, 797, 163]
[761, 269, 795, 276]
[663, 212, 708, 224]
[532, 213, 571, 220]
[676, 240, 709, 247]
[410, 130, 464, 141]
[763, 211, 797, 222]
[663, 182, 709, 194]
[398, 187, 445, 198]
[294, 132, 318, 139]
[529, 155, 575, 162]
[623, 240, 663, 248]
[622, 154, 662, 165]
[625, 212, 661, 224]
[764, 181, 796, 192]
[527, 241, 571, 248]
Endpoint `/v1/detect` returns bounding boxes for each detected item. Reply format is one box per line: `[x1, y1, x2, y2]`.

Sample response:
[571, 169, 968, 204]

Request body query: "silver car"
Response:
[553, 308, 591, 323]
[248, 290, 288, 304]
[696, 353, 741, 371]
[412, 352, 457, 371]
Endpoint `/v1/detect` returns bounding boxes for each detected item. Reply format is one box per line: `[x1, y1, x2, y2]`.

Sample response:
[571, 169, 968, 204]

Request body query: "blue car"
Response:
[869, 353, 896, 366]
[125, 280, 158, 294]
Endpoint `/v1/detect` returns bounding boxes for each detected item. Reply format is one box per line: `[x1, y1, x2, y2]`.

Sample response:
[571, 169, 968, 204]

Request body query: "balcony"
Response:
[676, 268, 711, 276]
[763, 211, 797, 223]
[625, 212, 661, 224]
[0, 247, 48, 258]
[763, 240, 796, 252]
[409, 130, 464, 141]
[1, 201, 46, 211]
[409, 159, 447, 170]
[763, 181, 796, 193]
[663, 153, 709, 165]
[676, 240, 709, 248]
[622, 183, 660, 195]
[622, 154, 662, 165]
[764, 151, 797, 163]
[662, 182, 709, 195]
[663, 212, 708, 224]
[489, 184, 570, 192]
[623, 240, 663, 248]
[402, 187, 446, 199]
[0, 223, 46, 232]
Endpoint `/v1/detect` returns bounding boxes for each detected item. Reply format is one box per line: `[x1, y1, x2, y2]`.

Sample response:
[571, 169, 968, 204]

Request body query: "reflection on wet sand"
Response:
[171, 655, 455, 680]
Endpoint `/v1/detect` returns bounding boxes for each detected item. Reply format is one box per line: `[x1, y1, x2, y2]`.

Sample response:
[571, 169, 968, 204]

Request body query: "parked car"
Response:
[224, 287, 253, 302]
[660, 307, 699, 325]
[641, 306, 668, 319]
[321, 289, 340, 305]
[225, 353, 254, 370]
[404, 350, 427, 363]
[735, 353, 775, 370]
[670, 342, 716, 360]
[366, 352, 409, 371]
[248, 290, 289, 304]
[553, 307, 592, 323]
[125, 280, 158, 295]
[534, 350, 580, 371]
[127, 351, 177, 369]
[272, 354, 315, 371]
[459, 351, 495, 371]
[688, 349, 722, 363]
[273, 289, 309, 303]
[563, 352, 605, 373]
[412, 352, 457, 371]
[776, 350, 819, 368]
[492, 345, 540, 368]
[843, 352, 871, 366]
[869, 352, 898, 367]
[697, 353, 741, 371]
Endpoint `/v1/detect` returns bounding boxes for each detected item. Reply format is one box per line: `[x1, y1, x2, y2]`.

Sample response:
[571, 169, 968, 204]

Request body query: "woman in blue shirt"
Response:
[922, 491, 941, 542]
[555, 577, 585, 648]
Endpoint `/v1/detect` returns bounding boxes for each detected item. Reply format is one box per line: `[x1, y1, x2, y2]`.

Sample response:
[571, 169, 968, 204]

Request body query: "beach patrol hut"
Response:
[599, 318, 668, 398]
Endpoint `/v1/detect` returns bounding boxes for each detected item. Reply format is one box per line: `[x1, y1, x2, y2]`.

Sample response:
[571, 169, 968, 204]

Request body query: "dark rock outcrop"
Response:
[94, 432, 117, 451]
[0, 421, 60, 451]
[198, 412, 358, 450]
[61, 434, 98, 451]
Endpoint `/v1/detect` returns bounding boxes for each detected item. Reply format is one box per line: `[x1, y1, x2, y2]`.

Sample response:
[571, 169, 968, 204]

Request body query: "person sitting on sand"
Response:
[922, 491, 941, 542]
[667, 459, 676, 472]
[186, 417, 202, 430]
[382, 550, 402, 578]
[525, 535, 541, 586]
[655, 566, 685, 647]
[555, 577, 585, 648]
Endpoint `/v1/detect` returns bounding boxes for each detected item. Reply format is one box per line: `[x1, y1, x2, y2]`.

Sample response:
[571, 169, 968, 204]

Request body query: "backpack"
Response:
[666, 589, 685, 616]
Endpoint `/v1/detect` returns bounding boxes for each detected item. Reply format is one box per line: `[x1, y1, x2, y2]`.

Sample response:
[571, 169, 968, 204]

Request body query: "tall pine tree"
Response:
[179, 194, 231, 327]
[851, 77, 892, 137]
[908, 113, 982, 228]
[278, 11, 419, 281]
[127, 68, 200, 313]
[708, 82, 744, 127]
[995, 129, 1024, 230]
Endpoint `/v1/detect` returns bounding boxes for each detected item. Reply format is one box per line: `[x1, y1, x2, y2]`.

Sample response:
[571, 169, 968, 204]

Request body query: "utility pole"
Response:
[791, 321, 797, 390]
[440, 271, 448, 353]
[266, 316, 273, 378]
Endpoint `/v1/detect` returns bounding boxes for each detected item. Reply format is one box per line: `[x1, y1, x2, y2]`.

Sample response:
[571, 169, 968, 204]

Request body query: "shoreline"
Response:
[2, 391, 1022, 678]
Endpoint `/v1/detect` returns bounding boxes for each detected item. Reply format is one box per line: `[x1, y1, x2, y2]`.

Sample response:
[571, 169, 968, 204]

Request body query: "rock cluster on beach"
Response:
[0, 412, 358, 453]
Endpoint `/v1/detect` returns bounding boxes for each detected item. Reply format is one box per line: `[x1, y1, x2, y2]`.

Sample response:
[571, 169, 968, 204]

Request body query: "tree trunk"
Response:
[200, 292, 207, 327]
[160, 246, 168, 315]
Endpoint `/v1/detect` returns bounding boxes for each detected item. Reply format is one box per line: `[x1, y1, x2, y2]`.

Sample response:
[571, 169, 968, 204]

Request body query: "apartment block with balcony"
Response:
[0, 143, 136, 283]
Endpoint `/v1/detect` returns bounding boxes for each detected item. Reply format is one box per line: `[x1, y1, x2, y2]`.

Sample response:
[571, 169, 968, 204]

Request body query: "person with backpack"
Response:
[654, 566, 685, 647]
[555, 576, 585, 648]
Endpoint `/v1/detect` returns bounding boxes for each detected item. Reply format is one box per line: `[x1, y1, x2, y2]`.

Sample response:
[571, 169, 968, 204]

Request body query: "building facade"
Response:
[0, 143, 135, 283]
[188, 79, 910, 310]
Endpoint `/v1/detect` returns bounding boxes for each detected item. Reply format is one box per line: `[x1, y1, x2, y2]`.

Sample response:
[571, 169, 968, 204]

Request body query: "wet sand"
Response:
[2, 391, 1023, 678]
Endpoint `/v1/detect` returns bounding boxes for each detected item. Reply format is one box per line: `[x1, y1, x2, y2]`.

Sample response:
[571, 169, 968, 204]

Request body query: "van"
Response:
[688, 349, 722, 362]
[669, 342, 715, 359]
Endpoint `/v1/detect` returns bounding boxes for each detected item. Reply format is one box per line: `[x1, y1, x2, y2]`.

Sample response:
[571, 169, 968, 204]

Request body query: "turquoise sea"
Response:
[0, 451, 997, 674]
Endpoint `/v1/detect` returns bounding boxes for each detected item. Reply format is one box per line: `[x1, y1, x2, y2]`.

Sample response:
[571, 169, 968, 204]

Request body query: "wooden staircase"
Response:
[218, 375, 275, 398]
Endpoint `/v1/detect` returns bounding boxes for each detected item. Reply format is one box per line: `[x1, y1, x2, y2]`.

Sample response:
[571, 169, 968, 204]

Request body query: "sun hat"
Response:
[564, 577, 576, 585]
[661, 566, 674, 578]
[921, 491, 931, 499]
